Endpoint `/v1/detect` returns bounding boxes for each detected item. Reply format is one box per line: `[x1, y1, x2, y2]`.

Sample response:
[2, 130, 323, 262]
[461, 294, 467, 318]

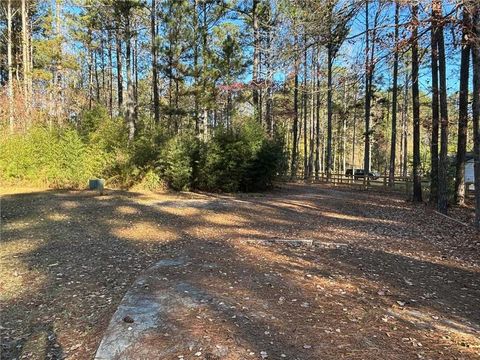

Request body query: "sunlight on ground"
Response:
[2, 221, 33, 232]
[387, 307, 480, 355]
[155, 206, 201, 217]
[235, 242, 361, 295]
[0, 238, 44, 256]
[0, 254, 47, 301]
[321, 210, 401, 225]
[202, 213, 248, 226]
[47, 212, 71, 221]
[113, 222, 179, 242]
[0, 187, 49, 196]
[115, 205, 141, 215]
[60, 200, 80, 209]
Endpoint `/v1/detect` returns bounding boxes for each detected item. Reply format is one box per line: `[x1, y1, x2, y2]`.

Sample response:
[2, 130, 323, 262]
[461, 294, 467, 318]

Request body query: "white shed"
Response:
[465, 158, 474, 188]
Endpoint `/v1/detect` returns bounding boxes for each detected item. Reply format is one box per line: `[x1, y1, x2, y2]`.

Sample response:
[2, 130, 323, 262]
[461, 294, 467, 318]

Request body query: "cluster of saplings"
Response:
[0, 106, 286, 192]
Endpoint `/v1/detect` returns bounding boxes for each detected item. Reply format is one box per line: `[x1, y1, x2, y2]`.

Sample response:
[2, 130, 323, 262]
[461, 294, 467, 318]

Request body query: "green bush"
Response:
[88, 115, 128, 154]
[0, 117, 284, 192]
[0, 127, 107, 188]
[78, 105, 110, 137]
[159, 134, 197, 191]
[242, 139, 284, 191]
[132, 169, 166, 191]
[196, 120, 284, 192]
[197, 130, 250, 192]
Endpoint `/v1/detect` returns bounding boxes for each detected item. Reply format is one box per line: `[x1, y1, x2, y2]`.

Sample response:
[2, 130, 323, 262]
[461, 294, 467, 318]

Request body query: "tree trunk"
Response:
[411, 3, 423, 202]
[101, 38, 106, 106]
[54, 0, 62, 120]
[7, 0, 14, 133]
[291, 50, 299, 179]
[471, 2, 480, 229]
[116, 31, 123, 113]
[266, 26, 273, 136]
[200, 2, 208, 138]
[134, 36, 139, 123]
[108, 31, 113, 118]
[94, 50, 100, 102]
[125, 15, 135, 141]
[326, 46, 333, 180]
[303, 37, 308, 179]
[151, 0, 160, 124]
[193, 0, 200, 134]
[342, 82, 347, 174]
[351, 92, 358, 169]
[402, 71, 409, 177]
[364, 0, 371, 182]
[309, 69, 315, 179]
[88, 37, 93, 110]
[455, 4, 471, 205]
[308, 53, 315, 178]
[436, 0, 449, 214]
[315, 49, 321, 179]
[22, 0, 30, 112]
[389, 0, 399, 187]
[430, 3, 440, 204]
[252, 0, 260, 122]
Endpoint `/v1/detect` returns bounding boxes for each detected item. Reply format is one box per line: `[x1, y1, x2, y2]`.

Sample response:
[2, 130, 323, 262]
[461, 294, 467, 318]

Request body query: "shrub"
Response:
[197, 130, 251, 192]
[242, 139, 284, 191]
[78, 105, 110, 137]
[159, 134, 197, 191]
[0, 118, 284, 192]
[196, 120, 284, 192]
[132, 169, 166, 192]
[0, 126, 107, 188]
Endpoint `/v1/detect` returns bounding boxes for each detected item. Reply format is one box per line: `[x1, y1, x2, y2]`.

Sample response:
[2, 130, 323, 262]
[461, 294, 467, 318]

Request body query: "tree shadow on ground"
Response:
[1, 184, 479, 359]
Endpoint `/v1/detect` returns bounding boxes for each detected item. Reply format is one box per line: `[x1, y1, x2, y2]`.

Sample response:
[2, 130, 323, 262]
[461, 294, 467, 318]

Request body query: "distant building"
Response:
[465, 154, 474, 188]
[450, 152, 475, 190]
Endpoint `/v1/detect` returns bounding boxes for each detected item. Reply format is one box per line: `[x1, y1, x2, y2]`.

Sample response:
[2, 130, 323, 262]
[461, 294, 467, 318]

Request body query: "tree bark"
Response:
[151, 0, 160, 124]
[326, 46, 333, 180]
[389, 0, 399, 187]
[309, 64, 315, 178]
[291, 46, 300, 179]
[94, 50, 100, 102]
[101, 38, 106, 106]
[266, 25, 273, 136]
[193, 0, 200, 134]
[315, 49, 321, 179]
[351, 92, 358, 169]
[471, 2, 480, 229]
[436, 0, 449, 214]
[7, 0, 14, 133]
[252, 0, 260, 122]
[115, 31, 123, 113]
[455, 4, 471, 205]
[125, 13, 135, 141]
[303, 35, 308, 179]
[88, 39, 93, 110]
[411, 3, 423, 202]
[134, 36, 139, 123]
[108, 30, 113, 118]
[364, 0, 371, 182]
[402, 71, 409, 177]
[22, 0, 30, 112]
[430, 3, 440, 204]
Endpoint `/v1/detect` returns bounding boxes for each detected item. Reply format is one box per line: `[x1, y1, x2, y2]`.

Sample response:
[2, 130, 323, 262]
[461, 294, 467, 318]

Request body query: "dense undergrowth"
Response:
[1, 106, 286, 192]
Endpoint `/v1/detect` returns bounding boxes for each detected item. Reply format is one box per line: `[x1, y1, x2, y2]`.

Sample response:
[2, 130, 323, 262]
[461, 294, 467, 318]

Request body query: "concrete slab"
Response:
[94, 258, 187, 359]
[94, 258, 237, 360]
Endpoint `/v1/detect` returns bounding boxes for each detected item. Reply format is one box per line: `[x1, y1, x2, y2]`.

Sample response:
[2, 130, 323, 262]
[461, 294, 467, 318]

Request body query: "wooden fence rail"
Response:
[278, 173, 474, 199]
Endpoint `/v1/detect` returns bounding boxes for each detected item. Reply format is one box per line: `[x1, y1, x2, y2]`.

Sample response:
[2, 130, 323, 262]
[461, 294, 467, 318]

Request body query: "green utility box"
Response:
[89, 179, 105, 194]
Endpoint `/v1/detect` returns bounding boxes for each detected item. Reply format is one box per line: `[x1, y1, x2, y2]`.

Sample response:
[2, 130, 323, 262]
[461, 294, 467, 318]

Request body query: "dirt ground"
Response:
[1, 183, 479, 359]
